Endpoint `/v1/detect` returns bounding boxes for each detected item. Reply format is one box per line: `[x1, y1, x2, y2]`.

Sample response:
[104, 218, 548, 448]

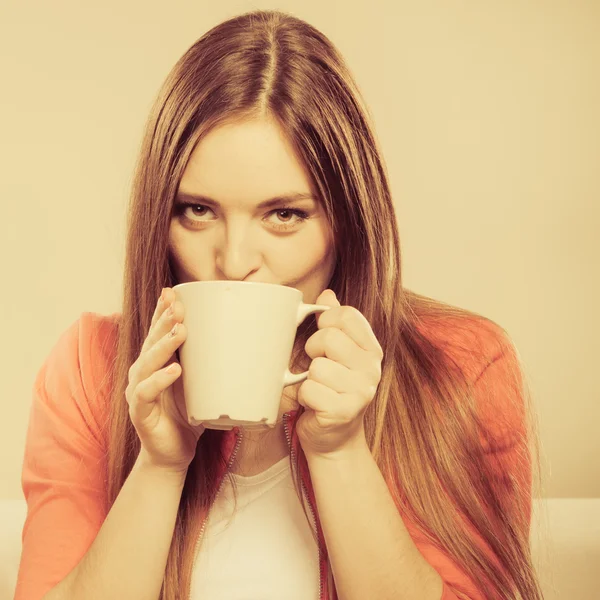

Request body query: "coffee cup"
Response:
[173, 281, 331, 430]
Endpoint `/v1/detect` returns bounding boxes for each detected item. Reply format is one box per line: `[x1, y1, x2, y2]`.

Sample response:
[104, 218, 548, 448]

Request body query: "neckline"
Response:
[229, 455, 290, 485]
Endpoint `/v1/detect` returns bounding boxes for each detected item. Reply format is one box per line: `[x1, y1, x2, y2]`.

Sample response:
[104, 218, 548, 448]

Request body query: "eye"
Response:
[267, 208, 310, 230]
[173, 202, 310, 232]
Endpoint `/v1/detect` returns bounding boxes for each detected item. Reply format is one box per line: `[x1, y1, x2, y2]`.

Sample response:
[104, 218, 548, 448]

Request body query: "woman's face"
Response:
[168, 118, 336, 304]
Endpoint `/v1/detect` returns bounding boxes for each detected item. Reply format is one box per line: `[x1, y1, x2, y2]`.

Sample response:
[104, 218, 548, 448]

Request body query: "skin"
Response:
[168, 116, 337, 456]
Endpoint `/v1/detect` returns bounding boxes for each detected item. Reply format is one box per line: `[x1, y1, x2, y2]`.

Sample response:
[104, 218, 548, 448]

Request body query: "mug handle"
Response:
[282, 303, 331, 386]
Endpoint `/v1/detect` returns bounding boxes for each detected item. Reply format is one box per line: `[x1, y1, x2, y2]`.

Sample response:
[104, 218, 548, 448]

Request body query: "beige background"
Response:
[1, 1, 598, 501]
[2, 2, 599, 597]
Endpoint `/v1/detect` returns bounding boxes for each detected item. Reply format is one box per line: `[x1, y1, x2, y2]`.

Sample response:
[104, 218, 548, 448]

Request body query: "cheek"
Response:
[168, 224, 334, 280]
[272, 237, 331, 274]
[168, 233, 212, 279]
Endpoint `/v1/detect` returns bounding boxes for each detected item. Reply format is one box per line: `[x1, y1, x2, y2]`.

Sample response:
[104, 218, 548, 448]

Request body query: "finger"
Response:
[318, 306, 383, 356]
[127, 361, 181, 423]
[142, 290, 178, 354]
[151, 289, 167, 329]
[132, 319, 185, 389]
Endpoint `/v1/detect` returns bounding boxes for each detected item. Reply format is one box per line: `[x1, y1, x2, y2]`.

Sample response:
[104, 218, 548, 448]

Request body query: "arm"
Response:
[306, 439, 446, 600]
[45, 452, 187, 600]
[306, 330, 532, 600]
[14, 314, 187, 600]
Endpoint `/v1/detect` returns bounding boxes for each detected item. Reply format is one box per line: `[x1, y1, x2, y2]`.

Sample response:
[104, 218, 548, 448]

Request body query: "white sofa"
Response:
[529, 498, 600, 599]
[1, 498, 599, 599]
[1, 498, 27, 600]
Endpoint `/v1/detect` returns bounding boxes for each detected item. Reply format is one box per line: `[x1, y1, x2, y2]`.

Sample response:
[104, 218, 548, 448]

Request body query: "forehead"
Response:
[179, 119, 314, 203]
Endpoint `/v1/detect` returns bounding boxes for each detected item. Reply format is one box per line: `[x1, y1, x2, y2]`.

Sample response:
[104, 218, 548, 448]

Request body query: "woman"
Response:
[15, 9, 543, 600]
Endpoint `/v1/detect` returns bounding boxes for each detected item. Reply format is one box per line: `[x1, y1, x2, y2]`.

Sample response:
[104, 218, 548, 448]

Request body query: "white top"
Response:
[190, 455, 321, 599]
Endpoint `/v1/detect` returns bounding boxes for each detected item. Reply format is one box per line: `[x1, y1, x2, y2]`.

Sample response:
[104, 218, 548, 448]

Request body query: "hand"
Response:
[126, 287, 205, 474]
[295, 289, 384, 458]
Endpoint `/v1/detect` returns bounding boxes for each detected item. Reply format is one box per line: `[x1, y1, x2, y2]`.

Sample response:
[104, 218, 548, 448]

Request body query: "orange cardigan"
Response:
[15, 311, 531, 600]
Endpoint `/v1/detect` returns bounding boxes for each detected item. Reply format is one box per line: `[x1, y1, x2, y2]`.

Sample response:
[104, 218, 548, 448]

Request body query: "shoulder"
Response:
[40, 311, 121, 448]
[416, 313, 527, 447]
[415, 313, 517, 382]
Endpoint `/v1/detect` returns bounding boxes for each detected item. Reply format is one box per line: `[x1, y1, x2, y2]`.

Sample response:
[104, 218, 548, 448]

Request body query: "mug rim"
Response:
[173, 280, 301, 295]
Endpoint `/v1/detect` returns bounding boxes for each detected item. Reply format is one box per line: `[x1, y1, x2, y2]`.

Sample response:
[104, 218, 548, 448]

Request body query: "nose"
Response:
[215, 224, 261, 280]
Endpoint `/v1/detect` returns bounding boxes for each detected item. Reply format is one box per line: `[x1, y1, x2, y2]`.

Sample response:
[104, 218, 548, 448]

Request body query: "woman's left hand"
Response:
[295, 289, 384, 458]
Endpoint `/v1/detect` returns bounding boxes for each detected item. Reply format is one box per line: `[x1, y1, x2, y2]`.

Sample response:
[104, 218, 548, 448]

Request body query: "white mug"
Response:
[173, 281, 331, 430]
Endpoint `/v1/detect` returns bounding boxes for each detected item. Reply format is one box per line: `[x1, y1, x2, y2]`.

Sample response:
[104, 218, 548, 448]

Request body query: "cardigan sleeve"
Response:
[411, 337, 532, 600]
[14, 314, 111, 600]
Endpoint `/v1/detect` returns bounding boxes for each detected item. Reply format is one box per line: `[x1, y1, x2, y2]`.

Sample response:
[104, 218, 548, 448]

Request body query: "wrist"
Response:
[304, 432, 370, 464]
[136, 450, 190, 483]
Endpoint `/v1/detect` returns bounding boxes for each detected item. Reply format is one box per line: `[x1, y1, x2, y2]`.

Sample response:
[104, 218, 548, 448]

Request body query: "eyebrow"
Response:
[174, 191, 317, 210]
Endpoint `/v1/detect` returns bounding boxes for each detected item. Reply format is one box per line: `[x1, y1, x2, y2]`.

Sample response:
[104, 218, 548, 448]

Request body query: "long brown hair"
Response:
[105, 9, 544, 599]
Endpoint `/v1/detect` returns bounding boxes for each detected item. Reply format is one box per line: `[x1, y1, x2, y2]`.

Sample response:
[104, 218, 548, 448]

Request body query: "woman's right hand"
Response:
[126, 287, 205, 474]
